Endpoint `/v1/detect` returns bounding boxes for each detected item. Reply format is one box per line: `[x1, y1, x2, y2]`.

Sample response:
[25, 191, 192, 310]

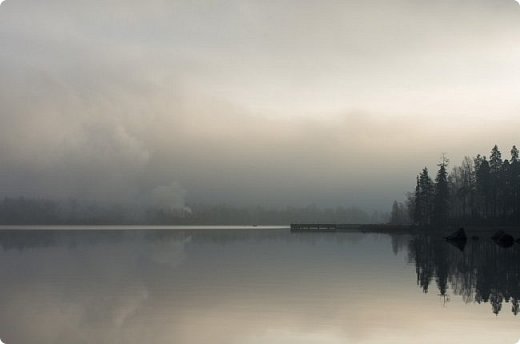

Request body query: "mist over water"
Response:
[3, 1, 520, 343]
[0, 227, 519, 344]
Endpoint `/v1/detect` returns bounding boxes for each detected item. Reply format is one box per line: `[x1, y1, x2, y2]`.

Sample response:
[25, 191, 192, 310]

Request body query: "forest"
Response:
[391, 145, 520, 226]
[0, 198, 387, 225]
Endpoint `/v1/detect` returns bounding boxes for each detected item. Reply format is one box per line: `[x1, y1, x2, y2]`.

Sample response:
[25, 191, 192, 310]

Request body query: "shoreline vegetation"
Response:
[0, 198, 387, 226]
[292, 224, 520, 237]
[0, 223, 516, 237]
[3, 145, 520, 231]
[391, 144, 520, 229]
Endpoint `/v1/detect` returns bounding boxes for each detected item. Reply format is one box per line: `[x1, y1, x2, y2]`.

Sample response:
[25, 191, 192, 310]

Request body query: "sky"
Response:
[1, 0, 520, 210]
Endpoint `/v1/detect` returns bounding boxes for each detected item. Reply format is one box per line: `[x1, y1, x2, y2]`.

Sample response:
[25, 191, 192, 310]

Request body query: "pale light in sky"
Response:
[1, 0, 520, 209]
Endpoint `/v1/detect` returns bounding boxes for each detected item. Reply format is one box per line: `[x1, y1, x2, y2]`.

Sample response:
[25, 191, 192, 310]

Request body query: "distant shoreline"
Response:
[292, 224, 520, 237]
[0, 224, 517, 238]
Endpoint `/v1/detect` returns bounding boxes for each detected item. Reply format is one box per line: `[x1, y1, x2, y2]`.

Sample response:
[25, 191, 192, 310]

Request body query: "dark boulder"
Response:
[492, 230, 514, 248]
[447, 238, 467, 252]
[491, 230, 505, 241]
[446, 228, 467, 241]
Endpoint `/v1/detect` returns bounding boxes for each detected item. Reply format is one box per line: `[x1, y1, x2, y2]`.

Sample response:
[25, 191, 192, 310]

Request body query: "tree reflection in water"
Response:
[406, 233, 520, 316]
[2, 228, 520, 317]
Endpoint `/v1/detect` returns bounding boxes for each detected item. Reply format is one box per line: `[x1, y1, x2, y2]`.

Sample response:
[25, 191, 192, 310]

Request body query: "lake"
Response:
[0, 226, 518, 344]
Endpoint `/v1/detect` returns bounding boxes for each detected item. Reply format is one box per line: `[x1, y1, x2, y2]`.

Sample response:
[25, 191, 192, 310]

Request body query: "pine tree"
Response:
[502, 159, 512, 220]
[489, 145, 503, 218]
[511, 146, 520, 223]
[390, 200, 400, 224]
[413, 176, 421, 225]
[433, 156, 449, 226]
[511, 145, 519, 163]
[414, 168, 434, 225]
[475, 155, 491, 219]
[405, 145, 520, 225]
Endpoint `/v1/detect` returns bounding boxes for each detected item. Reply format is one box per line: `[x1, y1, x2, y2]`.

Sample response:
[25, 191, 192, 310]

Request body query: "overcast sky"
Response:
[1, 0, 520, 210]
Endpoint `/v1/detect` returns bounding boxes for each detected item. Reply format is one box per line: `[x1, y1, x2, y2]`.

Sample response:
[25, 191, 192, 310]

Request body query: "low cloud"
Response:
[0, 0, 520, 209]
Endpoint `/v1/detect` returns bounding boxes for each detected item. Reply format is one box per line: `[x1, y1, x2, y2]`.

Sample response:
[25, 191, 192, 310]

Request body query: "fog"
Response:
[1, 0, 520, 210]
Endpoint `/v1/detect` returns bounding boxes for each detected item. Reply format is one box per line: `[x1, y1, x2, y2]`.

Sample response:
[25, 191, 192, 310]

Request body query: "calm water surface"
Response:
[0, 226, 519, 344]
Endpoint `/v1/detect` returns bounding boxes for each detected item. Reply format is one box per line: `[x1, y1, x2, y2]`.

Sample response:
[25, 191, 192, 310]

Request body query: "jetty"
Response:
[290, 223, 414, 233]
[290, 223, 337, 231]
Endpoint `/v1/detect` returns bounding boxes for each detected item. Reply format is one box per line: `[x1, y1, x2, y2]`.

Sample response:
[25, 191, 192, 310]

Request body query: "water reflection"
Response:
[0, 228, 519, 344]
[407, 233, 520, 316]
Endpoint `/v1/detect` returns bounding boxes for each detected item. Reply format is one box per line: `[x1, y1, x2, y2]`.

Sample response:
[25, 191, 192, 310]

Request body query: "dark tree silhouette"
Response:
[510, 146, 520, 223]
[413, 168, 434, 225]
[390, 200, 409, 225]
[401, 145, 520, 225]
[489, 145, 503, 218]
[433, 155, 449, 226]
[475, 155, 491, 220]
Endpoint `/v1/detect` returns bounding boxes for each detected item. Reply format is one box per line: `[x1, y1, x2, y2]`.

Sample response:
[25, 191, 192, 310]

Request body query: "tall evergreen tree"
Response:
[489, 145, 503, 218]
[433, 156, 449, 226]
[511, 146, 520, 223]
[390, 200, 400, 224]
[390, 200, 408, 224]
[502, 159, 512, 220]
[414, 168, 434, 225]
[461, 156, 476, 219]
[413, 176, 421, 225]
[512, 145, 519, 163]
[396, 144, 520, 226]
[475, 155, 491, 219]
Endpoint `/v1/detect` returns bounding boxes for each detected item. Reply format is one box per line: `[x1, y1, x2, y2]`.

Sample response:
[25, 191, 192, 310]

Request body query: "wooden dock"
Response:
[290, 223, 405, 232]
[290, 223, 338, 231]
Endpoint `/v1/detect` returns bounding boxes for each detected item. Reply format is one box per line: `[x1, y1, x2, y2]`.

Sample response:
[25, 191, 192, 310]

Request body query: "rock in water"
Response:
[491, 230, 505, 241]
[446, 228, 467, 241]
[492, 230, 514, 248]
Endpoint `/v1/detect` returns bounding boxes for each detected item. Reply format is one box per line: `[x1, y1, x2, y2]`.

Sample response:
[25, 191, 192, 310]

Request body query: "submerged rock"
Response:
[447, 238, 467, 252]
[491, 230, 505, 241]
[445, 228, 468, 251]
[492, 230, 514, 248]
[446, 228, 467, 241]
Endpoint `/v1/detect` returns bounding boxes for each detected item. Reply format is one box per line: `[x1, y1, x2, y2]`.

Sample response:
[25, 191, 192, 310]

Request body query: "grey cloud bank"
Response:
[1, 0, 520, 210]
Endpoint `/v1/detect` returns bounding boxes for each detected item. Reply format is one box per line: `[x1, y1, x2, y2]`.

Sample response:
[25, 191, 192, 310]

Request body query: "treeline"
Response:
[393, 145, 520, 226]
[0, 197, 388, 225]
